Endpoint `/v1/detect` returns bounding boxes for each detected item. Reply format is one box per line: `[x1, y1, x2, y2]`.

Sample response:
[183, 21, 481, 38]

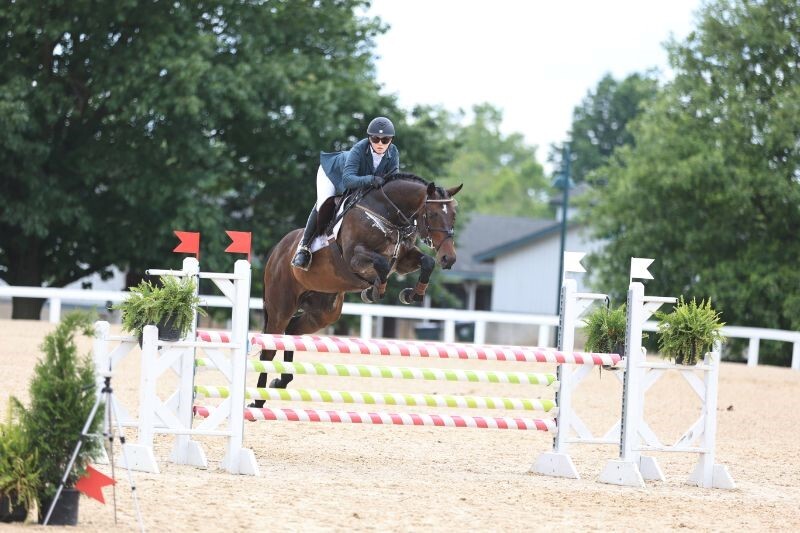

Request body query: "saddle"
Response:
[310, 184, 417, 285]
[307, 190, 367, 254]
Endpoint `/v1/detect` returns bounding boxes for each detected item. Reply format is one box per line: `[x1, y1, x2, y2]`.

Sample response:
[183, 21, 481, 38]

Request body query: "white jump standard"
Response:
[92, 252, 733, 489]
[598, 270, 735, 489]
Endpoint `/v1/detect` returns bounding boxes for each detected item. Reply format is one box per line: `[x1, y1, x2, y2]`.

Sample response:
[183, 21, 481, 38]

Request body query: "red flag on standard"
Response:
[173, 231, 200, 257]
[225, 231, 251, 261]
[75, 465, 116, 504]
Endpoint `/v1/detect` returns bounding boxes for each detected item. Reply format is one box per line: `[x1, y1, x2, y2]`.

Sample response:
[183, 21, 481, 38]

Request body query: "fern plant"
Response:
[656, 297, 726, 365]
[115, 275, 206, 340]
[0, 400, 40, 522]
[583, 303, 628, 356]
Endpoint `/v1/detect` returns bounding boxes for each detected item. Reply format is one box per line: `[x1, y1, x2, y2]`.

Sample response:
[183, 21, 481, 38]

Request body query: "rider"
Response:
[290, 116, 400, 270]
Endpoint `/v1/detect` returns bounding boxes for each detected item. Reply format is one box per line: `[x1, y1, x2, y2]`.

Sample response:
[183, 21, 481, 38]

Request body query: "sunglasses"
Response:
[369, 136, 393, 145]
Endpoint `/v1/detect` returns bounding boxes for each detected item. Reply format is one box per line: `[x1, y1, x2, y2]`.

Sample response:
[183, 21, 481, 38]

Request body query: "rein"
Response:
[354, 201, 419, 268]
[378, 186, 426, 227]
[354, 179, 457, 261]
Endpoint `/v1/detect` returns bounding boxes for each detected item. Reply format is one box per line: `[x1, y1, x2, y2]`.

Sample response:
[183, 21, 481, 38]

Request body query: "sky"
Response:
[366, 0, 703, 170]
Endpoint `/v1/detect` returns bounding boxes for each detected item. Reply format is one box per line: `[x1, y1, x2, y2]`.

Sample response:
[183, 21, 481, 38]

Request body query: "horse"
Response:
[252, 173, 462, 405]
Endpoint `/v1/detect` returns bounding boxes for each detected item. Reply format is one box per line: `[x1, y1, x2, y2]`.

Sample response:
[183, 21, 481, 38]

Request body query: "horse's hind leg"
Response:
[251, 348, 279, 408]
[268, 293, 344, 389]
[250, 300, 292, 408]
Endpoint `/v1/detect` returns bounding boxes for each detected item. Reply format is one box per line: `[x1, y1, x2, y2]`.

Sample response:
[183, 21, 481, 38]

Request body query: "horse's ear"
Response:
[446, 184, 463, 197]
[426, 182, 436, 196]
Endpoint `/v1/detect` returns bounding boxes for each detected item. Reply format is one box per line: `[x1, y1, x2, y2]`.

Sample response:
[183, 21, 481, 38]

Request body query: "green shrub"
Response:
[21, 311, 104, 505]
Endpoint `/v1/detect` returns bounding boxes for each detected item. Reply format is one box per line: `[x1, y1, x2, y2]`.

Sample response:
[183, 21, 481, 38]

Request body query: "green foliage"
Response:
[443, 104, 550, 217]
[115, 276, 207, 338]
[583, 0, 800, 356]
[0, 399, 40, 517]
[583, 304, 628, 356]
[656, 297, 726, 365]
[0, 0, 398, 317]
[20, 311, 103, 503]
[557, 72, 660, 184]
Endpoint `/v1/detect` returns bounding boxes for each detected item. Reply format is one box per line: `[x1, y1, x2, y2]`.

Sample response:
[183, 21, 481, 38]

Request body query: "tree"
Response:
[551, 72, 660, 183]
[584, 0, 800, 354]
[444, 103, 549, 217]
[0, 0, 391, 318]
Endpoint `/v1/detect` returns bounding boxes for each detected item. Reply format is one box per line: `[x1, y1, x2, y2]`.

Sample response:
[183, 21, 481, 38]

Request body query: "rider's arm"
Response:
[389, 145, 400, 174]
[340, 139, 374, 190]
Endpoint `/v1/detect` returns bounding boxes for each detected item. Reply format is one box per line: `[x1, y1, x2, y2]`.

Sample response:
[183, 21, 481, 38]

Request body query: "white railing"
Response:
[1, 285, 798, 370]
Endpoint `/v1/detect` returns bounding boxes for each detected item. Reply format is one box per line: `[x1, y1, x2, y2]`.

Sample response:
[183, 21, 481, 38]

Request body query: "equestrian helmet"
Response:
[367, 116, 395, 137]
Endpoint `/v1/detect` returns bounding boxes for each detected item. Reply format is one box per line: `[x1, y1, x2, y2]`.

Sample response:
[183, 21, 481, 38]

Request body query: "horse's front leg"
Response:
[395, 247, 435, 304]
[350, 245, 390, 303]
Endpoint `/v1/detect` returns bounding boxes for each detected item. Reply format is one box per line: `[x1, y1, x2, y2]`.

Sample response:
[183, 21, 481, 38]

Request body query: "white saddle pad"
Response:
[309, 205, 346, 253]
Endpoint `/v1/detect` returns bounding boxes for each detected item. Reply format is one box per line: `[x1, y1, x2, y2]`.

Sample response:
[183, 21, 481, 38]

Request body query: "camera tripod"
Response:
[43, 370, 145, 531]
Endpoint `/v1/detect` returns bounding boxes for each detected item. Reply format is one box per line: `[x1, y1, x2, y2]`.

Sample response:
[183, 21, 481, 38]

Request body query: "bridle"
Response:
[353, 187, 424, 267]
[420, 198, 456, 251]
[356, 182, 456, 255]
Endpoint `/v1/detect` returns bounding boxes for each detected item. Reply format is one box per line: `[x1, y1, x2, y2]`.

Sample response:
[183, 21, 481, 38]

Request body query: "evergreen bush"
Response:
[20, 311, 104, 508]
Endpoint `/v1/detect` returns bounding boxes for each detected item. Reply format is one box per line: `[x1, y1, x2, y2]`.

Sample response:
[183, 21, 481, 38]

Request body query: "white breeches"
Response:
[315, 165, 336, 210]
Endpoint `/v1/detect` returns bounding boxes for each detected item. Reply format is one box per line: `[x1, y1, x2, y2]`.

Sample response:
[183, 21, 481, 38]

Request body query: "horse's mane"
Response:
[385, 172, 428, 186]
[384, 172, 448, 198]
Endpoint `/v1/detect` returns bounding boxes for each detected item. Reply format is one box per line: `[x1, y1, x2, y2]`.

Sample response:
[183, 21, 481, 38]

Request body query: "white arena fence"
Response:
[1, 284, 798, 371]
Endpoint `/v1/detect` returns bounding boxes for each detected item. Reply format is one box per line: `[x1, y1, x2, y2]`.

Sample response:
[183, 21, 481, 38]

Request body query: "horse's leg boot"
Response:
[291, 208, 319, 270]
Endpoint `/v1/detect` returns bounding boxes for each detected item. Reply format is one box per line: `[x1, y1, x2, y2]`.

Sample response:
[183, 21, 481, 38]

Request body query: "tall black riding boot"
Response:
[290, 208, 318, 271]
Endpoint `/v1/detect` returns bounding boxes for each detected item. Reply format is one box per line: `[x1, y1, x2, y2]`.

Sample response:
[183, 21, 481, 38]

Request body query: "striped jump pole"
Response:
[247, 333, 621, 366]
[195, 330, 621, 366]
[194, 405, 557, 432]
[195, 385, 557, 412]
[195, 358, 558, 386]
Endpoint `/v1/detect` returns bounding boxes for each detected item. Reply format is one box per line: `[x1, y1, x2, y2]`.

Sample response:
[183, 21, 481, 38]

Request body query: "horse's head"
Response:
[419, 182, 463, 269]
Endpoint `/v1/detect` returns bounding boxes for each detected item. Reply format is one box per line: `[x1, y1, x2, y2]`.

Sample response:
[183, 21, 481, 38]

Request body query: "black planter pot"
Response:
[138, 315, 182, 346]
[39, 487, 80, 526]
[155, 315, 181, 341]
[0, 494, 28, 523]
[612, 342, 626, 359]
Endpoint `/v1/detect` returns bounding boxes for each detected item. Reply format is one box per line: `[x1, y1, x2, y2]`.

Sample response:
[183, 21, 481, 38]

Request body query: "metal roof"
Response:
[473, 221, 570, 262]
[439, 214, 556, 282]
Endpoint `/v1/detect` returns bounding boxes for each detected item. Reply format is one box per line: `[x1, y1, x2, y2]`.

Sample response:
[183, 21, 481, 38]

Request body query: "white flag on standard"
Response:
[630, 258, 655, 280]
[563, 251, 587, 274]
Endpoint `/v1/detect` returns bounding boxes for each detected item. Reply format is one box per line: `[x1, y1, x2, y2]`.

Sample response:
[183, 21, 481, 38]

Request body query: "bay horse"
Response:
[252, 173, 462, 405]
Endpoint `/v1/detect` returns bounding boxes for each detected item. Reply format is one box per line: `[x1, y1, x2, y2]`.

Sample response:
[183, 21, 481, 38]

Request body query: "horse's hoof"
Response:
[399, 288, 415, 305]
[361, 288, 374, 304]
[248, 401, 264, 409]
[269, 378, 287, 389]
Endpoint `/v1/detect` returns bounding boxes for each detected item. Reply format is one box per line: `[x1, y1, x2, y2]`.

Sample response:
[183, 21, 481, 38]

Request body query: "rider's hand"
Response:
[372, 174, 385, 188]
